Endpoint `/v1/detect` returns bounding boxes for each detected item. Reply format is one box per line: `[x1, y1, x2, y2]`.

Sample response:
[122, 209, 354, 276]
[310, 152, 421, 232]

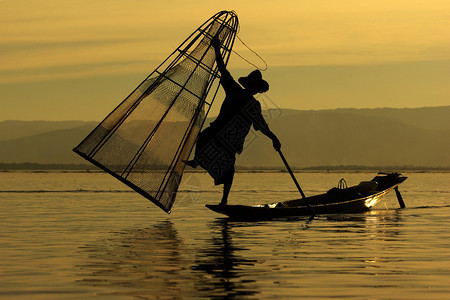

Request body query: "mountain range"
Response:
[1, 106, 449, 168]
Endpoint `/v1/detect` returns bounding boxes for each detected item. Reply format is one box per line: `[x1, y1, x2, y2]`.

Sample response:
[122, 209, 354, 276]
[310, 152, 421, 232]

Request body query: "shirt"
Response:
[209, 69, 270, 154]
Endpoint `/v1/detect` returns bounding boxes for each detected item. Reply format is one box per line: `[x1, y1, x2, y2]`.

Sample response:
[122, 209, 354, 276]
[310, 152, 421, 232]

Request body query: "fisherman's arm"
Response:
[212, 37, 227, 75]
[260, 126, 281, 151]
[251, 103, 281, 151]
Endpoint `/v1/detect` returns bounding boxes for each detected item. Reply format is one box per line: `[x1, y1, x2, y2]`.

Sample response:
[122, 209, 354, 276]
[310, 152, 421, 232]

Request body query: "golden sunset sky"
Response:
[1, 0, 449, 120]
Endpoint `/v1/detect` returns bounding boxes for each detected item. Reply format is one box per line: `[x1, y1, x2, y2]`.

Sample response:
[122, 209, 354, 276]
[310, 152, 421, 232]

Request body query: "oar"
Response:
[277, 149, 316, 217]
[394, 186, 406, 208]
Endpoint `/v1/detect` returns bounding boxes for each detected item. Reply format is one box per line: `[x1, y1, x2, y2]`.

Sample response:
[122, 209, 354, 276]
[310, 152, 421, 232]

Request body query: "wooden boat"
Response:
[206, 172, 407, 220]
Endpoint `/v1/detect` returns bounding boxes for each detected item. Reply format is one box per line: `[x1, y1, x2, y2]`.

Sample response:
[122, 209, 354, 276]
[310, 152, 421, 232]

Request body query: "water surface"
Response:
[1, 171, 449, 299]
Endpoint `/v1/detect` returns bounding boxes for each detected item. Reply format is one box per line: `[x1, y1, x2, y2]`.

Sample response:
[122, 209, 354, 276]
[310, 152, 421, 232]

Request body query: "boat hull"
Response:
[206, 173, 407, 220]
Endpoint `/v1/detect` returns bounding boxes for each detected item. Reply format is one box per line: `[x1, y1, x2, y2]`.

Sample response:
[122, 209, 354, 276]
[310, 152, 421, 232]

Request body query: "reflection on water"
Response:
[77, 221, 193, 298]
[192, 220, 260, 299]
[77, 220, 262, 298]
[76, 211, 415, 299]
[326, 210, 403, 237]
[2, 172, 449, 298]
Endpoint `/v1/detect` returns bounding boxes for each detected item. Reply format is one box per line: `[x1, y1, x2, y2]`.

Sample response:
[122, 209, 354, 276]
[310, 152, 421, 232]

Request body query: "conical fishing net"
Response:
[74, 11, 238, 212]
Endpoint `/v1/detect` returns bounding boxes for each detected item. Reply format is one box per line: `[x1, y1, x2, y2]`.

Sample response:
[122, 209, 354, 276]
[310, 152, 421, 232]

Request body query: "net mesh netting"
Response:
[74, 11, 238, 213]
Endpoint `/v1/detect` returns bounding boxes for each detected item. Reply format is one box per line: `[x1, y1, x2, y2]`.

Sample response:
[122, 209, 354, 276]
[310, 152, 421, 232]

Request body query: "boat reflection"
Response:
[325, 210, 404, 237]
[323, 210, 405, 276]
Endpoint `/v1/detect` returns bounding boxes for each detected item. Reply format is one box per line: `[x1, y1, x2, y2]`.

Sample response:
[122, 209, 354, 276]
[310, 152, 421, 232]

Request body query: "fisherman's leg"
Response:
[220, 167, 234, 205]
[185, 128, 212, 168]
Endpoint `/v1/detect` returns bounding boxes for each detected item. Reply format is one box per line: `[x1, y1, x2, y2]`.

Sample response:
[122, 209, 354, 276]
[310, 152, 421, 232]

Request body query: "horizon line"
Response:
[1, 105, 449, 123]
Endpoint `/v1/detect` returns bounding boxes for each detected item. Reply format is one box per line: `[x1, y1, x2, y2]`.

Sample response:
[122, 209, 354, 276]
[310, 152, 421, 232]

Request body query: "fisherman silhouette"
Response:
[187, 37, 281, 205]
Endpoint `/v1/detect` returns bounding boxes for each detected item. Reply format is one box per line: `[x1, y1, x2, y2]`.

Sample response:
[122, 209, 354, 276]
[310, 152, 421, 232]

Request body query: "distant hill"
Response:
[259, 106, 450, 131]
[0, 124, 95, 164]
[0, 106, 449, 168]
[239, 110, 450, 168]
[0, 120, 97, 141]
[316, 106, 450, 131]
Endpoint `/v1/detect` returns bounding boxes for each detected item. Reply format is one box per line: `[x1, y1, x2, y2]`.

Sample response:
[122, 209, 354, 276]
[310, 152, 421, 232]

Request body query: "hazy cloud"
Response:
[1, 0, 449, 121]
[1, 0, 449, 82]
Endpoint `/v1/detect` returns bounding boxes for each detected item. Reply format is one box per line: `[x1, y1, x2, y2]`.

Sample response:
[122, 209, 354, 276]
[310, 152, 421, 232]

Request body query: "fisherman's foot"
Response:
[219, 201, 227, 206]
[184, 160, 198, 168]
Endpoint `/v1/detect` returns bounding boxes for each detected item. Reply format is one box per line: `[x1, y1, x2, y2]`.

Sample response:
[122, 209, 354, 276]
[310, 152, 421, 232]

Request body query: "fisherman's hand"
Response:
[211, 37, 221, 50]
[272, 137, 281, 151]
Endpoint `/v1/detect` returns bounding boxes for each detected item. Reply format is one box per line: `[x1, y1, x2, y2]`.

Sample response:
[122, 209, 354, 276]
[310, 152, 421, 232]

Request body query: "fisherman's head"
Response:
[238, 70, 269, 95]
